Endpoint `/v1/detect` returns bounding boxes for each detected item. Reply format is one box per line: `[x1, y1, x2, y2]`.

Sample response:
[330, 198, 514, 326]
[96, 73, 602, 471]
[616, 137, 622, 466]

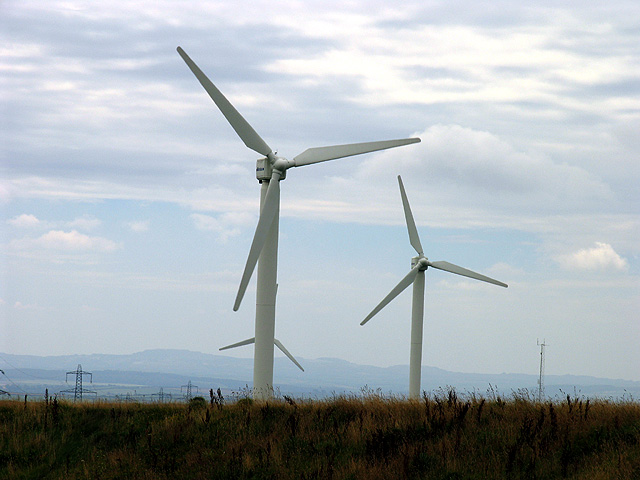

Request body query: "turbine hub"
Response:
[411, 255, 430, 270]
[272, 156, 294, 173]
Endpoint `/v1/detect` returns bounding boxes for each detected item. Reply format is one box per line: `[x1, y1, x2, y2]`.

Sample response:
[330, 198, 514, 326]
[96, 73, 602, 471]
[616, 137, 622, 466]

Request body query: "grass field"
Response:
[1, 388, 639, 479]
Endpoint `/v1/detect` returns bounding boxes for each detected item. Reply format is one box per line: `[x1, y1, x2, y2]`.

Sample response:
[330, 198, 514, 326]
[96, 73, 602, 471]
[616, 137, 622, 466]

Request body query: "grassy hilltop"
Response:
[1, 389, 639, 479]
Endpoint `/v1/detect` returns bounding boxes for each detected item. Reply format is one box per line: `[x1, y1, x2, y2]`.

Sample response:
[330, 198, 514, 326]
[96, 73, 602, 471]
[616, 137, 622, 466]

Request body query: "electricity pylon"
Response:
[153, 387, 166, 403]
[0, 369, 9, 396]
[61, 364, 96, 401]
[181, 380, 198, 401]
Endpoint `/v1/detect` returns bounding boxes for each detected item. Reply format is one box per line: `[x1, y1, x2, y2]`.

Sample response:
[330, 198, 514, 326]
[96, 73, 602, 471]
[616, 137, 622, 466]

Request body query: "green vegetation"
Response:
[1, 389, 639, 479]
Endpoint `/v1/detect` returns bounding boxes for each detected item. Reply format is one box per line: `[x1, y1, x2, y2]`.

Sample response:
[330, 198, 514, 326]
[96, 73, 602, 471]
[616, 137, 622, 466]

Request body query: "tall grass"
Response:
[1, 389, 639, 479]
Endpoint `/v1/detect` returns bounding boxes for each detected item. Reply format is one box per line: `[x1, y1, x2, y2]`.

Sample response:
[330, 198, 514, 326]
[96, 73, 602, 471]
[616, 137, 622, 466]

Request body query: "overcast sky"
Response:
[2, 1, 639, 385]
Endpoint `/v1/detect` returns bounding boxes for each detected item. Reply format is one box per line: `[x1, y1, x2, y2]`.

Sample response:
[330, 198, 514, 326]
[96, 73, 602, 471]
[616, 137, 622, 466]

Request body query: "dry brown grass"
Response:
[1, 389, 639, 479]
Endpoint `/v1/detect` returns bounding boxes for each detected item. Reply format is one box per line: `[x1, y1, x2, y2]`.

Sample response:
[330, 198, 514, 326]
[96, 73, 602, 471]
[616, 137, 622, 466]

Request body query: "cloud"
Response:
[7, 214, 40, 228]
[0, 182, 10, 203]
[190, 212, 254, 242]
[368, 124, 611, 198]
[67, 215, 101, 230]
[486, 262, 525, 280]
[7, 214, 103, 231]
[355, 124, 613, 212]
[557, 242, 629, 272]
[13, 301, 40, 311]
[2, 1, 634, 236]
[9, 230, 119, 254]
[37, 230, 118, 252]
[127, 220, 150, 232]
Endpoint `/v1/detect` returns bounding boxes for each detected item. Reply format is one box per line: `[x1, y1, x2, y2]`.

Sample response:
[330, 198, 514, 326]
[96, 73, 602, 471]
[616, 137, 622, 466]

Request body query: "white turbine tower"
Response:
[177, 47, 420, 400]
[361, 175, 508, 399]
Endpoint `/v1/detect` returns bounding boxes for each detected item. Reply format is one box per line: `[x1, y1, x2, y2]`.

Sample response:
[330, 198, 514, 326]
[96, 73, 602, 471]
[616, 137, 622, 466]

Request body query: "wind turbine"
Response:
[177, 47, 420, 399]
[361, 175, 507, 399]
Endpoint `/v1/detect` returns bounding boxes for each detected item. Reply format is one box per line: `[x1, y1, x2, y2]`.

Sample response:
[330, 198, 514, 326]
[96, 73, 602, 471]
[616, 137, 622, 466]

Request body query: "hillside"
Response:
[1, 349, 639, 401]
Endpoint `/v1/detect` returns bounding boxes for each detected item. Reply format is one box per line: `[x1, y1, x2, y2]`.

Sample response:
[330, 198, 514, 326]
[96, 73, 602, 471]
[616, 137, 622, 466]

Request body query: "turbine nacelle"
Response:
[256, 156, 292, 181]
[411, 256, 430, 270]
[257, 153, 336, 182]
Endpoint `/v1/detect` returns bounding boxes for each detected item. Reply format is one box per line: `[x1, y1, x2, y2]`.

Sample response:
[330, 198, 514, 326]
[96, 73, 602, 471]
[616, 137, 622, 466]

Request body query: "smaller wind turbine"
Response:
[361, 175, 508, 399]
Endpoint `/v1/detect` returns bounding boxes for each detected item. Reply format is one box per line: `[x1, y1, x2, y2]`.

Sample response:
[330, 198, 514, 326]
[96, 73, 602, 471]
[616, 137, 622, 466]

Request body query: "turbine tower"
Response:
[177, 47, 420, 400]
[361, 175, 508, 399]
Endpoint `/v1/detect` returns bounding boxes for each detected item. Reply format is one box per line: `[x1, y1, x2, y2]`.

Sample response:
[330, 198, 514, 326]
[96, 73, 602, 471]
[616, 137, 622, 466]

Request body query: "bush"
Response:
[188, 396, 207, 410]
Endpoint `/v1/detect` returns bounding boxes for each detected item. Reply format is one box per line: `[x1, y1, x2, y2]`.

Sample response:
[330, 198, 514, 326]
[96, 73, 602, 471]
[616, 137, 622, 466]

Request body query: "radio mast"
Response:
[537, 339, 547, 402]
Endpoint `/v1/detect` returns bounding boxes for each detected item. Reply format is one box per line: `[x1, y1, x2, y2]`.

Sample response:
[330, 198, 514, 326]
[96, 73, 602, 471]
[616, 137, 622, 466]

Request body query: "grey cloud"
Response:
[393, 0, 640, 30]
[568, 79, 640, 99]
[2, 3, 343, 189]
[2, 1, 637, 226]
[357, 124, 613, 214]
[377, 2, 548, 29]
[401, 65, 476, 86]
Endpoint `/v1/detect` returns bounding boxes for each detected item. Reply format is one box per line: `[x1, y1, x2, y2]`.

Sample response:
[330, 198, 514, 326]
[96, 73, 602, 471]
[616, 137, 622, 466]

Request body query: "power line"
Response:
[0, 354, 51, 380]
[0, 368, 27, 395]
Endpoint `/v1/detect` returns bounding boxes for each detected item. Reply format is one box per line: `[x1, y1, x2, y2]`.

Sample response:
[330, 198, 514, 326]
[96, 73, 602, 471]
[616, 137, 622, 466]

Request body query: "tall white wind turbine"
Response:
[177, 47, 420, 399]
[361, 176, 507, 399]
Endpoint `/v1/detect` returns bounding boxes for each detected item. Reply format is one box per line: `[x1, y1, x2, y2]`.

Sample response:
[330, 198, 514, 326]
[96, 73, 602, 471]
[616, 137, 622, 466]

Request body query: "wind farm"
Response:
[177, 47, 420, 399]
[177, 44, 509, 399]
[5, 0, 638, 394]
[4, 1, 639, 476]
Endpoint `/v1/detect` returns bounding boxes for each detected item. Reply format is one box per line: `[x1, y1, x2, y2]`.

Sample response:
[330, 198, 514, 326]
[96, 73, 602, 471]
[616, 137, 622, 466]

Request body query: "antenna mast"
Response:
[537, 339, 547, 402]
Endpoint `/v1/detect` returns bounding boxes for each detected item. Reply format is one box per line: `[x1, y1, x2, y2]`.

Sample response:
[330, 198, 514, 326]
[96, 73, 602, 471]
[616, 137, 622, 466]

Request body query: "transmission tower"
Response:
[537, 339, 547, 402]
[0, 369, 9, 396]
[181, 380, 198, 401]
[61, 364, 96, 401]
[152, 387, 166, 403]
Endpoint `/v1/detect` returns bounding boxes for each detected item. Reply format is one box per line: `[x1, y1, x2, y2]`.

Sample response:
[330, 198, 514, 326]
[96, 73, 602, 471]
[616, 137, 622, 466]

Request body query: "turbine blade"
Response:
[219, 337, 255, 351]
[274, 339, 304, 372]
[429, 261, 508, 288]
[361, 265, 421, 326]
[233, 171, 281, 311]
[292, 138, 420, 167]
[398, 175, 423, 255]
[176, 47, 273, 157]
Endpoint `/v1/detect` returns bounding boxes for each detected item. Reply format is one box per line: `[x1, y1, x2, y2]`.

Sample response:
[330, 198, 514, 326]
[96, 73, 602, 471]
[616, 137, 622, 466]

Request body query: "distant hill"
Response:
[1, 349, 638, 400]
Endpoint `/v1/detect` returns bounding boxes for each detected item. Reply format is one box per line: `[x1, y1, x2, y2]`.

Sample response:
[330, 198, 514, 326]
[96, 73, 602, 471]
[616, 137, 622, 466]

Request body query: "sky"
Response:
[1, 0, 639, 383]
